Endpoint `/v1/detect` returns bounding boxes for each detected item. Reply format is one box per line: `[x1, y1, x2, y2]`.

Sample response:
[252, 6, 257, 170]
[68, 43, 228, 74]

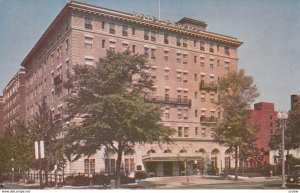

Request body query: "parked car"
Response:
[286, 165, 300, 188]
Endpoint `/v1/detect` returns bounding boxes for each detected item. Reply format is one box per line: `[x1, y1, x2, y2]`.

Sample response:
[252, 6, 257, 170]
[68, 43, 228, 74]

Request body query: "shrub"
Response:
[63, 175, 90, 186]
[92, 174, 110, 185]
[134, 171, 148, 180]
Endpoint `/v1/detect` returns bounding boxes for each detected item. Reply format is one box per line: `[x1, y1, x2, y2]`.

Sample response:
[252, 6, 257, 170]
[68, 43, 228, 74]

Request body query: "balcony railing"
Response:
[200, 116, 218, 124]
[199, 81, 217, 92]
[144, 96, 191, 107]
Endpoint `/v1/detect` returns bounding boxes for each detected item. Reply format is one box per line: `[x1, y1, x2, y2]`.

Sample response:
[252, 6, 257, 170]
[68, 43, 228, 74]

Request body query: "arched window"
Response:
[164, 149, 172, 153]
[147, 149, 156, 154]
[179, 149, 187, 153]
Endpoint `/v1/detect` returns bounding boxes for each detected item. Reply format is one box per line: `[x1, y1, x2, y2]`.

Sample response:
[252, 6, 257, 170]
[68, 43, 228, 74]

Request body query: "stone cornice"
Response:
[69, 1, 242, 47]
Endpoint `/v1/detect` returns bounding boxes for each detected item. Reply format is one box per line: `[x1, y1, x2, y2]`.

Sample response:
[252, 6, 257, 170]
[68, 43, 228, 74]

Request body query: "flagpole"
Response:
[158, 0, 161, 20]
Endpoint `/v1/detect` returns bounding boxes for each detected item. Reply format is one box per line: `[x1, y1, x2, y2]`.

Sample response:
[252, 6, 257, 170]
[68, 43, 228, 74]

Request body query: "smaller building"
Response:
[0, 96, 4, 137]
[291, 94, 300, 111]
[249, 102, 278, 166]
[2, 68, 27, 130]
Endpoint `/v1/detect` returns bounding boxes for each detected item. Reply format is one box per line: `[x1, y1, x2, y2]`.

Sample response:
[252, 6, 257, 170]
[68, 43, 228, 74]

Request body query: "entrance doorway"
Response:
[163, 162, 173, 176]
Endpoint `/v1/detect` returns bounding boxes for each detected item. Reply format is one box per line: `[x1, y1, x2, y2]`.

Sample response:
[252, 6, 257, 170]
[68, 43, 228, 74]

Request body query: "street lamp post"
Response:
[278, 110, 288, 189]
[11, 158, 15, 183]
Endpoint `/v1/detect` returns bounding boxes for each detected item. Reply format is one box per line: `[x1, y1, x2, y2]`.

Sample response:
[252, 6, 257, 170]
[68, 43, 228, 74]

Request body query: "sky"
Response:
[0, 0, 299, 111]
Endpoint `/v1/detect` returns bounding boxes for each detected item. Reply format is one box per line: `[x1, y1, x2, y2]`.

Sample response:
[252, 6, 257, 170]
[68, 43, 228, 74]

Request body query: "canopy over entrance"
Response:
[142, 153, 202, 162]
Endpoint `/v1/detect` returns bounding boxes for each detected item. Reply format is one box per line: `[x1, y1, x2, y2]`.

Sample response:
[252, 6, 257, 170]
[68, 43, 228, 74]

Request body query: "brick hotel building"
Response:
[20, 1, 242, 176]
[2, 68, 27, 133]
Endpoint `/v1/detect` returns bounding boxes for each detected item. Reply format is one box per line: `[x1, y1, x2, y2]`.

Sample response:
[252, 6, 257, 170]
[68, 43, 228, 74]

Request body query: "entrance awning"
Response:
[142, 153, 202, 162]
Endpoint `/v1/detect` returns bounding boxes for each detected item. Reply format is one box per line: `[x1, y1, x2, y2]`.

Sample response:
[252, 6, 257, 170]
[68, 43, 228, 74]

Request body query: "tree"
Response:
[269, 97, 300, 174]
[0, 123, 35, 180]
[213, 69, 259, 180]
[64, 51, 175, 188]
[28, 97, 62, 187]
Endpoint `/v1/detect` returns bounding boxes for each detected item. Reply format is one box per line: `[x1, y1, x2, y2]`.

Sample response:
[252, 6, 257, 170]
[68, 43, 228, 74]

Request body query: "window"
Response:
[144, 47, 149, 58]
[85, 43, 92, 49]
[183, 38, 187, 47]
[101, 21, 105, 29]
[225, 47, 230, 56]
[178, 109, 182, 119]
[194, 56, 197, 63]
[177, 73, 182, 82]
[122, 43, 129, 51]
[210, 63, 214, 69]
[151, 49, 156, 59]
[105, 158, 116, 173]
[194, 74, 197, 81]
[102, 40, 105, 48]
[217, 60, 220, 67]
[151, 31, 156, 42]
[85, 58, 94, 65]
[194, 40, 197, 47]
[84, 17, 93, 29]
[84, 159, 95, 174]
[225, 61, 230, 70]
[176, 37, 181, 46]
[209, 44, 214, 53]
[178, 127, 183, 137]
[164, 34, 169, 44]
[144, 30, 149, 40]
[195, 92, 198, 99]
[164, 51, 169, 61]
[195, 110, 198, 117]
[176, 53, 182, 63]
[184, 127, 189, 137]
[122, 25, 128, 36]
[201, 92, 206, 102]
[109, 22, 116, 34]
[132, 27, 135, 35]
[183, 54, 187, 64]
[195, 127, 198, 135]
[132, 45, 136, 53]
[124, 158, 135, 173]
[200, 41, 205, 51]
[183, 72, 188, 82]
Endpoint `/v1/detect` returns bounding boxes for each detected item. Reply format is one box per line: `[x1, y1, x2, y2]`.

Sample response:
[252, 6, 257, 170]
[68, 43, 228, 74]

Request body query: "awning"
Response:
[142, 153, 202, 162]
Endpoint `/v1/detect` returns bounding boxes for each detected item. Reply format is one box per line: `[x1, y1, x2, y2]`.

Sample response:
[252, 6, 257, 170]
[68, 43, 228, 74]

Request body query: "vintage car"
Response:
[286, 165, 300, 187]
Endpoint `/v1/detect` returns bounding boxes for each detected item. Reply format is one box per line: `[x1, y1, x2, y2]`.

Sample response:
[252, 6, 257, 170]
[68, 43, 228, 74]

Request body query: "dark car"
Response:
[286, 165, 300, 187]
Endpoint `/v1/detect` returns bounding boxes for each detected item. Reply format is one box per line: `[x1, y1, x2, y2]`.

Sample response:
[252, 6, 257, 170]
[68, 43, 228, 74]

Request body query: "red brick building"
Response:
[249, 102, 278, 166]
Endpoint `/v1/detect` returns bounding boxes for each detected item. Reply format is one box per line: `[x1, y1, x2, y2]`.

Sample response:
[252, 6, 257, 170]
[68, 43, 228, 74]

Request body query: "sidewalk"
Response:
[132, 175, 280, 189]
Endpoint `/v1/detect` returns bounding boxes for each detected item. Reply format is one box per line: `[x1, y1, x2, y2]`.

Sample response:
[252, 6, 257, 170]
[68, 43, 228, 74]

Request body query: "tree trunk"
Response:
[234, 145, 239, 181]
[115, 141, 123, 189]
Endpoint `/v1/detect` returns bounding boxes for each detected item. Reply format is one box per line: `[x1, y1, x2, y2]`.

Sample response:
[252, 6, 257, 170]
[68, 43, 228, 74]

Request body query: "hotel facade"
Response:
[21, 1, 242, 176]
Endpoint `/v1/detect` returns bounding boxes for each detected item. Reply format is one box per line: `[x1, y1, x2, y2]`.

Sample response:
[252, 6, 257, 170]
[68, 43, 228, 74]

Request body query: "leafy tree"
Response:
[28, 97, 62, 187]
[269, 98, 300, 174]
[0, 123, 35, 179]
[64, 51, 175, 188]
[213, 69, 259, 180]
